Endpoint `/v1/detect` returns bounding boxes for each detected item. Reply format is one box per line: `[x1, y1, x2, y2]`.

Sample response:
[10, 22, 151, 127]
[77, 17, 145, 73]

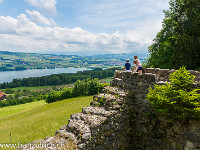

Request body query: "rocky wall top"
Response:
[115, 68, 200, 82]
[143, 68, 200, 82]
[111, 71, 156, 105]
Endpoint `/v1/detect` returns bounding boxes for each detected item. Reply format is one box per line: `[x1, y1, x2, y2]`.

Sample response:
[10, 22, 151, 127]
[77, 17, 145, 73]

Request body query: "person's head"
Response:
[134, 56, 138, 59]
[126, 59, 129, 63]
[133, 60, 136, 64]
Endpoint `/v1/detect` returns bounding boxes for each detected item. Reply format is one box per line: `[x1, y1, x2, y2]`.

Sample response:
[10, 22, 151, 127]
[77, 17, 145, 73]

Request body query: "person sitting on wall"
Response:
[122, 59, 131, 72]
[132, 60, 138, 72]
[134, 56, 142, 73]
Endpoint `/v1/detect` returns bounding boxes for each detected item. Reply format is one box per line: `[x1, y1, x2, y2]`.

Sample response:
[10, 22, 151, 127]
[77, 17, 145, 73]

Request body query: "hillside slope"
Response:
[0, 96, 93, 144]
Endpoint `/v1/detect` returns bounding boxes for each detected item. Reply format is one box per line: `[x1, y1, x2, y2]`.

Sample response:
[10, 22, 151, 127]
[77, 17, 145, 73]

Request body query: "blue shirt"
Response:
[125, 63, 131, 70]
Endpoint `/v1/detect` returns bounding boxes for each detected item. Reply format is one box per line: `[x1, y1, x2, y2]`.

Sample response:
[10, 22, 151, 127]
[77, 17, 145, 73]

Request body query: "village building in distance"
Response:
[0, 91, 8, 100]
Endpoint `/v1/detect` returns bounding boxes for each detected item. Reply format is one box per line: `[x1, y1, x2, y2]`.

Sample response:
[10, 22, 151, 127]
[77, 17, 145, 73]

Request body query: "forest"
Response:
[145, 0, 200, 70]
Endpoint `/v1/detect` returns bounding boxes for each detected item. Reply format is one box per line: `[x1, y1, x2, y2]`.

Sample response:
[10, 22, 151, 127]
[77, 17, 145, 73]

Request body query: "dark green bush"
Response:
[147, 67, 200, 120]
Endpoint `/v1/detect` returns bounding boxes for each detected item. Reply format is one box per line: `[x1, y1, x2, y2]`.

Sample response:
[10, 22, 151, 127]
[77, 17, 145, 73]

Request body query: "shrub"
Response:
[73, 80, 87, 96]
[87, 78, 103, 95]
[5, 88, 15, 94]
[60, 87, 73, 99]
[147, 67, 200, 120]
[46, 91, 62, 103]
[46, 78, 106, 103]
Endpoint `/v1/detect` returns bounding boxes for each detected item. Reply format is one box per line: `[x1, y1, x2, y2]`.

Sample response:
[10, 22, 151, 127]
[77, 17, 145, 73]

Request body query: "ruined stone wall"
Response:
[111, 70, 200, 150]
[30, 86, 134, 150]
[29, 69, 200, 150]
[143, 68, 200, 82]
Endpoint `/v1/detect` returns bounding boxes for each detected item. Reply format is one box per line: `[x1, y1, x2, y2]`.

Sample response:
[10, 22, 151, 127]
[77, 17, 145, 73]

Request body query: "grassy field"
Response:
[99, 77, 113, 84]
[0, 96, 93, 144]
[0, 101, 46, 119]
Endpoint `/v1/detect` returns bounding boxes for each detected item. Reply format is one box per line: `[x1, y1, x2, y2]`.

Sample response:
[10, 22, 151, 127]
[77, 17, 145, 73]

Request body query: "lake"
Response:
[0, 68, 90, 83]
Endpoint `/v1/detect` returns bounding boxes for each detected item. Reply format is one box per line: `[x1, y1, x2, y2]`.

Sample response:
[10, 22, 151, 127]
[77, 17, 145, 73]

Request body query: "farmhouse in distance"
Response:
[0, 91, 8, 100]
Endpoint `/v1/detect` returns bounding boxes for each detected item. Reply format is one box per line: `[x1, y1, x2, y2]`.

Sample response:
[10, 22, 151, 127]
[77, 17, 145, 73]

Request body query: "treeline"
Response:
[0, 68, 117, 89]
[46, 78, 105, 103]
[0, 86, 60, 107]
[0, 96, 42, 108]
[0, 78, 106, 107]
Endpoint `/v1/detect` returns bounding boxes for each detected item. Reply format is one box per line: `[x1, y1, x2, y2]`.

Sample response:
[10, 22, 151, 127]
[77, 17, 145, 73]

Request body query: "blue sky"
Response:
[0, 0, 169, 55]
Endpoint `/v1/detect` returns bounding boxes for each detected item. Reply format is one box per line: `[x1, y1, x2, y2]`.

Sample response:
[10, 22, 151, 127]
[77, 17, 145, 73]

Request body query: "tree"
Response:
[147, 67, 200, 120]
[146, 0, 200, 70]
[87, 78, 102, 95]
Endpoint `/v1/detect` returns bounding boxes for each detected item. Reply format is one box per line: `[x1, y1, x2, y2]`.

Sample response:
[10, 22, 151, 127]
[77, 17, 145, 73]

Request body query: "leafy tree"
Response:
[46, 91, 61, 103]
[60, 87, 73, 99]
[73, 80, 87, 96]
[147, 67, 200, 120]
[87, 78, 103, 95]
[147, 0, 200, 70]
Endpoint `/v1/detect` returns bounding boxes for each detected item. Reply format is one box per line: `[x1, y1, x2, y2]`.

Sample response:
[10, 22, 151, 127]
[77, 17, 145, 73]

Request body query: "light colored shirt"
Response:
[132, 65, 138, 72]
[135, 59, 142, 67]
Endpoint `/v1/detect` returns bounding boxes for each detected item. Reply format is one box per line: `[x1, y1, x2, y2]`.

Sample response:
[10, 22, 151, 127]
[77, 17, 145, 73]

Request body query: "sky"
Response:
[0, 0, 170, 56]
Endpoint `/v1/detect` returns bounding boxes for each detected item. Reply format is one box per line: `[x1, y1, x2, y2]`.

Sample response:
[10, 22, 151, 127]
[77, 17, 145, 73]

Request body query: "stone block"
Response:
[82, 133, 91, 141]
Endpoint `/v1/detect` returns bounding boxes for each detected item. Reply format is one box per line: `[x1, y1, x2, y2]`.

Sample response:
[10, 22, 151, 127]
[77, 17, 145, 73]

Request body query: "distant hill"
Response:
[0, 51, 147, 71]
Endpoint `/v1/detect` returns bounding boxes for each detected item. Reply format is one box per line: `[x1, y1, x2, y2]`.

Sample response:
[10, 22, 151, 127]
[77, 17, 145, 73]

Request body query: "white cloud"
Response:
[0, 0, 3, 3]
[0, 14, 152, 55]
[0, 16, 17, 34]
[25, 0, 57, 15]
[77, 0, 169, 39]
[26, 10, 56, 26]
[16, 14, 43, 34]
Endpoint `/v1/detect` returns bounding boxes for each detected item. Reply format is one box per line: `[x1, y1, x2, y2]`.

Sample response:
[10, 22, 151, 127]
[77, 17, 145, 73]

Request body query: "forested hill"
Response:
[0, 68, 117, 89]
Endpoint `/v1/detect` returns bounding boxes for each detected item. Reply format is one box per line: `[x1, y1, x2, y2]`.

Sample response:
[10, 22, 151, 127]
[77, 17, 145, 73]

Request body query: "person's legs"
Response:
[138, 66, 142, 73]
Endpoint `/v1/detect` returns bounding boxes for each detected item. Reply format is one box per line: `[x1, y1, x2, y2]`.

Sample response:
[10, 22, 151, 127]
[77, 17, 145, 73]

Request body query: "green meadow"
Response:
[99, 77, 113, 84]
[0, 96, 93, 144]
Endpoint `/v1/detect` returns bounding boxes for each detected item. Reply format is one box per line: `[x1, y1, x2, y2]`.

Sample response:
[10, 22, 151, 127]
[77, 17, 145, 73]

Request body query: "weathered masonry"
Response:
[28, 68, 200, 150]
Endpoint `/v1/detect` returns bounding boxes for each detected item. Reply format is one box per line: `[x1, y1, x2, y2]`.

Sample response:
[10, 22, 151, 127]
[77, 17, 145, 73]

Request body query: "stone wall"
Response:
[29, 86, 134, 150]
[111, 70, 200, 150]
[143, 68, 200, 82]
[28, 68, 200, 150]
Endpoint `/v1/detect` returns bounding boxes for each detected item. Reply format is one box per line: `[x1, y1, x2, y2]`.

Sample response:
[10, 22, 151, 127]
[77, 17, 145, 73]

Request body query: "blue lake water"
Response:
[0, 68, 90, 83]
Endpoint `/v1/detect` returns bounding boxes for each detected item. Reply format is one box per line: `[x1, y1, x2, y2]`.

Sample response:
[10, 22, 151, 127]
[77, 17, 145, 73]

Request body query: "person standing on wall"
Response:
[134, 56, 142, 73]
[122, 59, 131, 72]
